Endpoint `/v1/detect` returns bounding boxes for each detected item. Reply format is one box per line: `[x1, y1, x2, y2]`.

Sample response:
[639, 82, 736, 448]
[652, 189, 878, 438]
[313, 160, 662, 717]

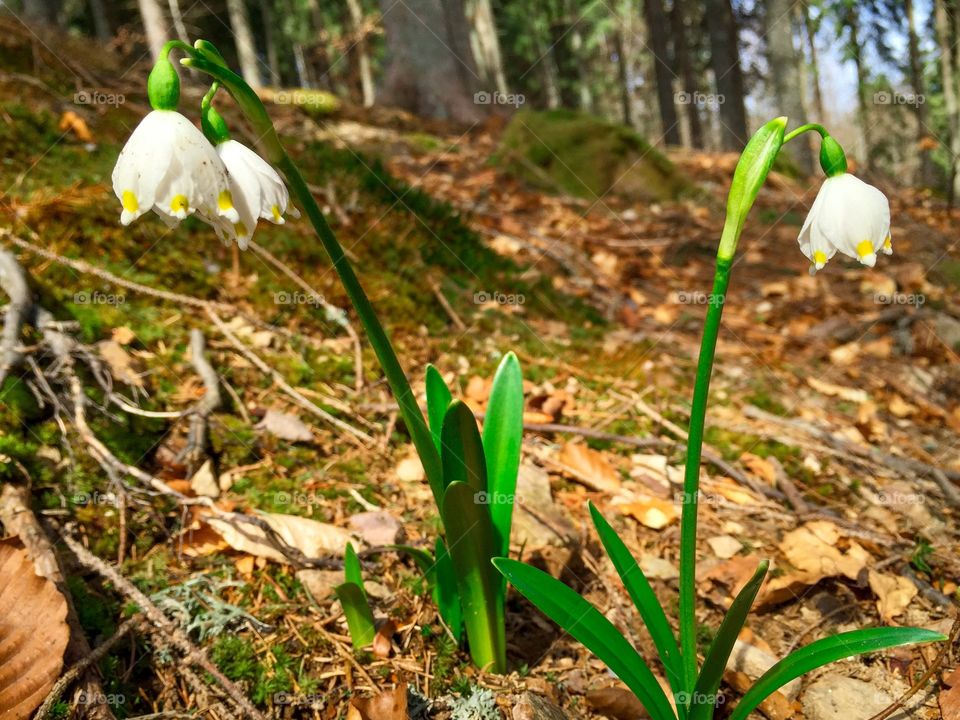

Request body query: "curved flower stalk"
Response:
[494, 117, 945, 720]
[111, 49, 238, 229]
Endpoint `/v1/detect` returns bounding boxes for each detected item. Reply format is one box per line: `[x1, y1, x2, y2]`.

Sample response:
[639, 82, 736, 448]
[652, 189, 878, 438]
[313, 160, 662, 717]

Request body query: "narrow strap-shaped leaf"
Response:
[729, 626, 947, 720]
[344, 542, 364, 588]
[494, 558, 677, 720]
[482, 352, 524, 560]
[443, 483, 504, 672]
[433, 537, 463, 642]
[425, 364, 452, 455]
[689, 560, 769, 720]
[441, 401, 487, 495]
[334, 582, 376, 648]
[589, 503, 685, 714]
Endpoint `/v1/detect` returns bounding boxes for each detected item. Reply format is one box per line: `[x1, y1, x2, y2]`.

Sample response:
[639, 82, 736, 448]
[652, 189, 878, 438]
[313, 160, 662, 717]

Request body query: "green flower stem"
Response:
[782, 122, 827, 144]
[182, 47, 444, 501]
[678, 258, 731, 695]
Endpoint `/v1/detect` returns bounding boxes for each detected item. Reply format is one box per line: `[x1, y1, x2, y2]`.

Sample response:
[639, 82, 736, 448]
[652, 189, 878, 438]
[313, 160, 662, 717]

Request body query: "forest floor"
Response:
[2, 20, 960, 720]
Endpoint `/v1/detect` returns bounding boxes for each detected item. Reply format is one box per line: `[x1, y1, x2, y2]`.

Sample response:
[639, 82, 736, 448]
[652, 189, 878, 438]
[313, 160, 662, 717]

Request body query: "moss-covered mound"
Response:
[495, 109, 695, 201]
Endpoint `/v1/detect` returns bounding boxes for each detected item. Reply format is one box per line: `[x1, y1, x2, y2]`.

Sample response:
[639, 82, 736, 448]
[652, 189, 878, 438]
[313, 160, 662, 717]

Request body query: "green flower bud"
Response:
[201, 101, 231, 144]
[194, 39, 229, 67]
[147, 55, 180, 111]
[819, 135, 848, 177]
[717, 116, 788, 260]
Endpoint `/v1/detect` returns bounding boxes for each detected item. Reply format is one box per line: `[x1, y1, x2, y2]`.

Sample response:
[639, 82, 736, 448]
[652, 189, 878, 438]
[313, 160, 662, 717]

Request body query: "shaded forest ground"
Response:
[2, 20, 960, 720]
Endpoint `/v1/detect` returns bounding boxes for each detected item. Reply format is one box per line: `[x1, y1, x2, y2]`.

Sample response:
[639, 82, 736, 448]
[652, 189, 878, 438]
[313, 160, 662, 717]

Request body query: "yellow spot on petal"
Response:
[271, 205, 282, 222]
[883, 236, 892, 250]
[235, 222, 248, 237]
[218, 190, 234, 211]
[170, 194, 189, 213]
[121, 191, 138, 212]
[813, 250, 827, 266]
[856, 239, 874, 258]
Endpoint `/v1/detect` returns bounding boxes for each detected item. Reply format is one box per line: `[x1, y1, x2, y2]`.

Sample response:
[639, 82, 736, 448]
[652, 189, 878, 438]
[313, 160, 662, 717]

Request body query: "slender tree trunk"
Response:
[378, 0, 483, 123]
[905, 0, 933, 186]
[704, 0, 748, 149]
[801, 0, 825, 121]
[613, 29, 633, 126]
[226, 0, 261, 89]
[167, 0, 189, 42]
[22, 0, 63, 26]
[345, 0, 375, 106]
[467, 0, 508, 96]
[766, 0, 813, 173]
[549, 17, 581, 107]
[846, 5, 872, 168]
[671, 0, 703, 148]
[88, 0, 111, 41]
[540, 36, 561, 108]
[643, 0, 681, 144]
[936, 0, 960, 203]
[136, 0, 168, 61]
[259, 0, 281, 85]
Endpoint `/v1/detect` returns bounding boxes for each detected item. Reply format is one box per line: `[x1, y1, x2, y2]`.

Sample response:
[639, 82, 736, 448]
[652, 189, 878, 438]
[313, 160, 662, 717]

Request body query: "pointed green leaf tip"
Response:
[147, 54, 180, 111]
[717, 116, 787, 260]
[818, 135, 848, 177]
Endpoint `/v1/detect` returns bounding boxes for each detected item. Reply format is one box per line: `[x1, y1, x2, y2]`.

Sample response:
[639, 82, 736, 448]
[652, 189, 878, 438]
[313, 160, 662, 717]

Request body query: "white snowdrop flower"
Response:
[111, 110, 240, 228]
[797, 173, 892, 273]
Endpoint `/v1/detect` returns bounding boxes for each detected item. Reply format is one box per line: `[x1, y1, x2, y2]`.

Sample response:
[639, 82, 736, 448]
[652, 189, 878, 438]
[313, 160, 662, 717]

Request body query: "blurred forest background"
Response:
[10, 0, 960, 195]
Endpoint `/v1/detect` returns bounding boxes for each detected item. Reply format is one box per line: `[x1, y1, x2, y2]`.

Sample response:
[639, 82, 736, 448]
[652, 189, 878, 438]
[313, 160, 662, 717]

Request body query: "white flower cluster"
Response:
[112, 109, 296, 248]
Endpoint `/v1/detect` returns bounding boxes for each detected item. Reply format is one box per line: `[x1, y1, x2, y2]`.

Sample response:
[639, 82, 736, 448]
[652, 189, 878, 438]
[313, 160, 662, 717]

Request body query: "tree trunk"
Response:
[345, 0, 375, 106]
[613, 29, 633, 127]
[22, 0, 63, 26]
[226, 0, 261, 89]
[643, 0, 681, 145]
[467, 0, 508, 97]
[845, 5, 872, 168]
[88, 0, 111, 41]
[167, 0, 189, 42]
[671, 0, 703, 148]
[801, 0, 825, 121]
[936, 0, 960, 203]
[549, 17, 582, 108]
[136, 0, 169, 61]
[905, 0, 933, 186]
[766, 0, 813, 173]
[378, 0, 483, 123]
[704, 0, 748, 149]
[259, 0, 281, 85]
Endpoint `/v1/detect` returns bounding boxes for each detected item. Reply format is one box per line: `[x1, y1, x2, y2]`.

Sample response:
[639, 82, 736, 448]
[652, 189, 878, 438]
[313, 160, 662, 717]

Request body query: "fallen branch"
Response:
[180, 328, 221, 472]
[0, 246, 32, 385]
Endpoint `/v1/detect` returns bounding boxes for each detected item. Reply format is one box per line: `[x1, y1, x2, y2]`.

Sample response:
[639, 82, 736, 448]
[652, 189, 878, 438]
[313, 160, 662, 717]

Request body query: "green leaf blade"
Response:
[344, 542, 363, 587]
[441, 401, 488, 495]
[434, 537, 463, 642]
[728, 627, 946, 720]
[589, 503, 685, 711]
[482, 352, 524, 560]
[425, 364, 452, 454]
[442, 482, 504, 672]
[494, 558, 677, 720]
[689, 560, 769, 720]
[334, 582, 376, 649]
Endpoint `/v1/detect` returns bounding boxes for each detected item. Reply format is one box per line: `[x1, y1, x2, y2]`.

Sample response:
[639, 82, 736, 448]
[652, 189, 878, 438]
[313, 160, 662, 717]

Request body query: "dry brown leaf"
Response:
[0, 539, 70, 720]
[97, 339, 144, 388]
[739, 453, 776, 484]
[807, 376, 868, 403]
[372, 619, 397, 659]
[586, 686, 650, 720]
[940, 668, 960, 720]
[112, 326, 136, 345]
[618, 496, 678, 530]
[556, 442, 621, 492]
[349, 684, 407, 720]
[207, 513, 352, 563]
[868, 570, 918, 621]
[58, 110, 93, 142]
[724, 670, 796, 720]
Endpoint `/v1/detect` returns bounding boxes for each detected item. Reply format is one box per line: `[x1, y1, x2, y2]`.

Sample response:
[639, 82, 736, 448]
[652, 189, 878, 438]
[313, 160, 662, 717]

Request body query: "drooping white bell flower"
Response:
[111, 110, 240, 228]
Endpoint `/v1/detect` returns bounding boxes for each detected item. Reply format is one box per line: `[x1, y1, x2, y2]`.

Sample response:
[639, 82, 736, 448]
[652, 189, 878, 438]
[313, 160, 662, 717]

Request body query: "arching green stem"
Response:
[782, 122, 827, 144]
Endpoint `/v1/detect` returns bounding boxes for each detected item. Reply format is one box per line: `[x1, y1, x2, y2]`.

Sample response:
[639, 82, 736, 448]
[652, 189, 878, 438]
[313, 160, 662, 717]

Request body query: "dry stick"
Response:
[865, 614, 960, 720]
[246, 239, 365, 391]
[427, 277, 466, 331]
[36, 615, 145, 720]
[180, 329, 222, 472]
[0, 474, 116, 720]
[0, 246, 31, 385]
[59, 533, 267, 720]
[743, 404, 960, 506]
[205, 306, 373, 445]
